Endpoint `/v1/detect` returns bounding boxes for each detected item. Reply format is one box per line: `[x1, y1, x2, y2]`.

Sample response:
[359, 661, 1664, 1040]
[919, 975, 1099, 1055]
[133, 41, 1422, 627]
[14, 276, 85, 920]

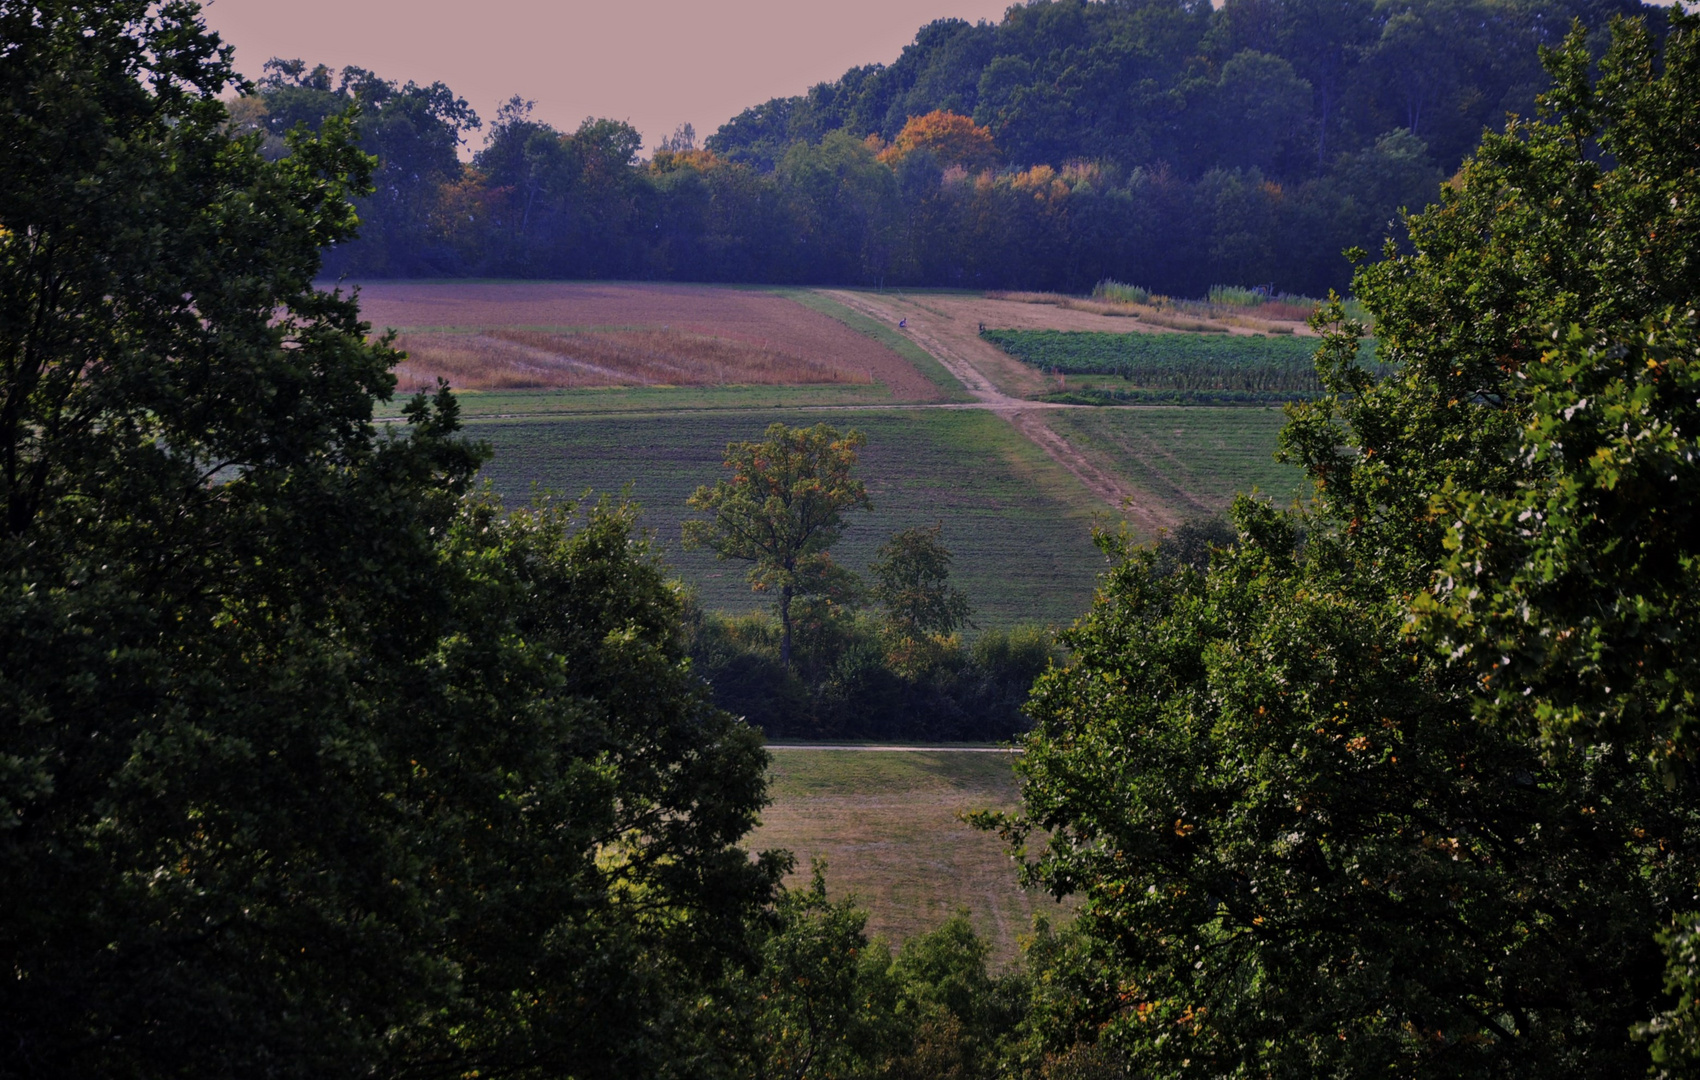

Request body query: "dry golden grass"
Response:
[987, 290, 1142, 319]
[392, 328, 872, 393]
[985, 289, 1318, 336]
[750, 748, 1065, 967]
[352, 281, 951, 402]
[1132, 309, 1224, 333]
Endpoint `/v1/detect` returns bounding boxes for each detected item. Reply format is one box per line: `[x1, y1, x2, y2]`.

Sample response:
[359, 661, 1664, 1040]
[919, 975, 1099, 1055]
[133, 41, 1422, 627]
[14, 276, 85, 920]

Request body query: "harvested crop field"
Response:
[389, 328, 868, 391]
[348, 281, 948, 400]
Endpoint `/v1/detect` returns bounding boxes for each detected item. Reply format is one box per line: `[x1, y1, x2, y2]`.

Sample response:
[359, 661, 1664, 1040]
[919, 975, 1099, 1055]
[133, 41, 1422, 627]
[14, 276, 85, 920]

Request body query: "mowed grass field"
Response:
[465, 407, 1109, 627]
[752, 749, 1061, 967]
[1040, 407, 1309, 519]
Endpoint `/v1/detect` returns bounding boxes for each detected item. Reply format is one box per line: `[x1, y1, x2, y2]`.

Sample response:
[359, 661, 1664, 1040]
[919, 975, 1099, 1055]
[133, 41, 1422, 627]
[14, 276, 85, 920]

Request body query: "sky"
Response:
[201, 0, 1019, 155]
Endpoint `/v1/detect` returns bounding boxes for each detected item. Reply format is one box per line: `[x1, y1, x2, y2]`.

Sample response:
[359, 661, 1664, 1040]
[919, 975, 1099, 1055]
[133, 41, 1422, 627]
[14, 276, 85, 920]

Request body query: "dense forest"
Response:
[236, 0, 1662, 296]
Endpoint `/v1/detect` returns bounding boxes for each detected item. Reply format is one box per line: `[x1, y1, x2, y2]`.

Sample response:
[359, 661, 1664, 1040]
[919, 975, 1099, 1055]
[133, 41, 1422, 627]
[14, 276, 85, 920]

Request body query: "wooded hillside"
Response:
[243, 0, 1662, 296]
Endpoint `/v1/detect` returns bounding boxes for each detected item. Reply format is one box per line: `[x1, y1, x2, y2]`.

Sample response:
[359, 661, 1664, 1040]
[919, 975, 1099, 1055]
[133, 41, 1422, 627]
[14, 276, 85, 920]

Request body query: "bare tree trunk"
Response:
[779, 583, 794, 668]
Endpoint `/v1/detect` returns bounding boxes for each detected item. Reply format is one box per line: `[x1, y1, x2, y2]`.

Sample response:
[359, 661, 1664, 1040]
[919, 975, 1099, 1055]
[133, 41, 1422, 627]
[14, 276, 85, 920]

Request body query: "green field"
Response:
[982, 328, 1379, 404]
[466, 407, 1110, 627]
[752, 748, 1059, 966]
[1041, 407, 1309, 516]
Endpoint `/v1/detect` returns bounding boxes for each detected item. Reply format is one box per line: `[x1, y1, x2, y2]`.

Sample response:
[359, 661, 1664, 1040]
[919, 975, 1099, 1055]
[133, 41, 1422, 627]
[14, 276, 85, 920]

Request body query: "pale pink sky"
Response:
[201, 0, 1018, 154]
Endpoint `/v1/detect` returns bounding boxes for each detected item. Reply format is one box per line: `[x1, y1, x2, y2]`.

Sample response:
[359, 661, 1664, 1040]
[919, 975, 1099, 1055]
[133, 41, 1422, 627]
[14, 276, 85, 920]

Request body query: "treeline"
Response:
[235, 0, 1659, 297]
[690, 608, 1058, 741]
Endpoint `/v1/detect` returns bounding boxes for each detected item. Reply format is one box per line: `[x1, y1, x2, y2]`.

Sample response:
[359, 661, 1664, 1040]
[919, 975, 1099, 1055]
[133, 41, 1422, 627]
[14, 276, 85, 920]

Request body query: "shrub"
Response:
[688, 608, 1060, 741]
[1207, 284, 1268, 307]
[1091, 279, 1150, 305]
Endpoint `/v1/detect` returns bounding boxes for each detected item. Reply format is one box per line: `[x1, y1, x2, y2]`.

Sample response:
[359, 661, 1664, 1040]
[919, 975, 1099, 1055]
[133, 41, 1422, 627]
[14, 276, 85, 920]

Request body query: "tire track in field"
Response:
[822, 290, 1168, 526]
[1007, 410, 1177, 534]
[823, 290, 1008, 404]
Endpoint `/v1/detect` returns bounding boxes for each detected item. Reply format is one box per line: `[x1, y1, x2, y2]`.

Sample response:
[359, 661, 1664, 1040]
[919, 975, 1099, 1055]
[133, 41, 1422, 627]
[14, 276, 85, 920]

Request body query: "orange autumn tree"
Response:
[876, 110, 999, 172]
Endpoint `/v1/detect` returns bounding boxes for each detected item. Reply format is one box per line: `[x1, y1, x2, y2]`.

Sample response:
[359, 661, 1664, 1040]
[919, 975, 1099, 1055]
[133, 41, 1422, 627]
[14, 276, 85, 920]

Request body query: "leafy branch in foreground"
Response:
[994, 13, 1700, 1077]
[0, 5, 777, 1075]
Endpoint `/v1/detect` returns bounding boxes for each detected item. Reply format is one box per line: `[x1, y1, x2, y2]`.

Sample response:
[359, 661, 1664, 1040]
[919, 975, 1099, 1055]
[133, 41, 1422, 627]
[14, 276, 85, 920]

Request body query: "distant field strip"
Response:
[982, 329, 1378, 403]
[784, 289, 971, 401]
[393, 327, 868, 392]
[404, 383, 900, 418]
[1040, 407, 1309, 518]
[352, 280, 950, 402]
[465, 407, 1108, 626]
[752, 748, 1058, 966]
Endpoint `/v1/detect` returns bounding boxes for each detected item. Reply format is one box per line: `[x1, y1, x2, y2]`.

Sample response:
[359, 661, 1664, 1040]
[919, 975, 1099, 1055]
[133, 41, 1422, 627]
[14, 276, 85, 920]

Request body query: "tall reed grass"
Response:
[1208, 284, 1268, 307]
[1203, 285, 1324, 322]
[1092, 279, 1150, 305]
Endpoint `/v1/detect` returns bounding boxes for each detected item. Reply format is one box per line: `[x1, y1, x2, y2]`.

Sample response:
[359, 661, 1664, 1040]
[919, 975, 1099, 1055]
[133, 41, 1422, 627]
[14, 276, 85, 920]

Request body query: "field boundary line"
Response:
[781, 289, 971, 402]
[766, 744, 1023, 753]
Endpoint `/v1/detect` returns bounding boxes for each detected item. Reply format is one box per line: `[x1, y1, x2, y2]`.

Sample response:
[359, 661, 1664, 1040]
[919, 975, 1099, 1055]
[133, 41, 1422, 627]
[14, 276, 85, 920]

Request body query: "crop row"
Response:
[982, 329, 1381, 398]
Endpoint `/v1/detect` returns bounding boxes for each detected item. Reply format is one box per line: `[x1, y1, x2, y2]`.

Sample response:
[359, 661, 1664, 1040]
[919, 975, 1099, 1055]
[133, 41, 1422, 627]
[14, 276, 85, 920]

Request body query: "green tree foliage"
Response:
[248, 56, 480, 275]
[689, 608, 1056, 742]
[1009, 503, 1691, 1075]
[1421, 315, 1700, 754]
[467, 96, 650, 276]
[0, 4, 775, 1074]
[1389, 13, 1700, 755]
[713, 0, 1643, 184]
[870, 523, 975, 640]
[706, 869, 1031, 1080]
[683, 422, 872, 668]
[994, 13, 1700, 1076]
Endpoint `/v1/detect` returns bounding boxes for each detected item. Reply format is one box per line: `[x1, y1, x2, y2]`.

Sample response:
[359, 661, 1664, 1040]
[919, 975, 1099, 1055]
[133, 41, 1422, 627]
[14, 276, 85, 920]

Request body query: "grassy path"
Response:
[822, 289, 1173, 530]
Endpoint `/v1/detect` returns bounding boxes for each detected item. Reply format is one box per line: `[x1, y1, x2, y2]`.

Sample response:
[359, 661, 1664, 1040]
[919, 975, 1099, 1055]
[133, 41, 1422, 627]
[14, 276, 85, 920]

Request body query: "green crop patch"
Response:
[466, 408, 1108, 626]
[982, 328, 1380, 403]
[1041, 407, 1310, 517]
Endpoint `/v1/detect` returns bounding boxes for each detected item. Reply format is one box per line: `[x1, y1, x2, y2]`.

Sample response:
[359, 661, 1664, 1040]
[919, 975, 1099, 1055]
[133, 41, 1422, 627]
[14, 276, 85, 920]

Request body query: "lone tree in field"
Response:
[684, 422, 870, 667]
[869, 523, 973, 639]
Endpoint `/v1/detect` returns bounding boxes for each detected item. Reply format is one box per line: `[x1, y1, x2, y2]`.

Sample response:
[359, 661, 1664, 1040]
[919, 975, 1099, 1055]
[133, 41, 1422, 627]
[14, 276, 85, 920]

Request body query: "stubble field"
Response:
[353, 280, 951, 400]
[1040, 407, 1309, 519]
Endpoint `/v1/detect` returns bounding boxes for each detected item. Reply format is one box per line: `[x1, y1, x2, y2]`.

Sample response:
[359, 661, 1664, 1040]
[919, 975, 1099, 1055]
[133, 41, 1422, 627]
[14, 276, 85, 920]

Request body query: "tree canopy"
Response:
[869, 523, 975, 640]
[995, 12, 1700, 1076]
[683, 422, 871, 668]
[240, 0, 1663, 296]
[0, 4, 775, 1075]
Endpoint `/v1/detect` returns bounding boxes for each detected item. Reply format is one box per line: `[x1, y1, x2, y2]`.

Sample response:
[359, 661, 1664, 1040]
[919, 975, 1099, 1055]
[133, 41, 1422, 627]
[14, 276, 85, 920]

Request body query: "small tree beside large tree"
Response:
[684, 421, 871, 667]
